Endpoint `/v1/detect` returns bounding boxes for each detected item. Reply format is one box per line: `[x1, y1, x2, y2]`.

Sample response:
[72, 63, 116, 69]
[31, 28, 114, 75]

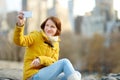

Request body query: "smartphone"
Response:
[23, 11, 32, 18]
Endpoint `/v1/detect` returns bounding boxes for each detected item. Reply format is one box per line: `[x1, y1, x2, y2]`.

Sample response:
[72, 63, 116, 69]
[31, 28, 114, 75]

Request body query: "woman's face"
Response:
[44, 19, 57, 36]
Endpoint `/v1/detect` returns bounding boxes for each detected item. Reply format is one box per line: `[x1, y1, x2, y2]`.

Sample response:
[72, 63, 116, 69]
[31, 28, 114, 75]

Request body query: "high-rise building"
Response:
[56, 0, 73, 32]
[47, 0, 56, 16]
[22, 0, 27, 11]
[24, 0, 73, 33]
[0, 0, 8, 32]
[81, 0, 117, 37]
[0, 0, 6, 17]
[24, 0, 41, 32]
[94, 0, 115, 21]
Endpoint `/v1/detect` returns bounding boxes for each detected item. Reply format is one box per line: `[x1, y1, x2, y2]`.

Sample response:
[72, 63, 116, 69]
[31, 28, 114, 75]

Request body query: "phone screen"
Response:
[23, 11, 32, 18]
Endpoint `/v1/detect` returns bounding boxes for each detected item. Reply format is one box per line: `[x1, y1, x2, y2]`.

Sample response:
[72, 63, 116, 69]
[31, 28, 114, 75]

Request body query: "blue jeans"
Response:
[31, 58, 81, 80]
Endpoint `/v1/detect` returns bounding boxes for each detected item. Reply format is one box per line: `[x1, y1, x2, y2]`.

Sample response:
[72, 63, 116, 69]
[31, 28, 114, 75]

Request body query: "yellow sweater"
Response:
[13, 25, 59, 80]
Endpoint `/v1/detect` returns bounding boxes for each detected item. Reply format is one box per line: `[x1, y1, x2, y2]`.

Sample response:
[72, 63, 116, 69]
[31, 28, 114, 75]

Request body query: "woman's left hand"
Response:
[31, 58, 40, 67]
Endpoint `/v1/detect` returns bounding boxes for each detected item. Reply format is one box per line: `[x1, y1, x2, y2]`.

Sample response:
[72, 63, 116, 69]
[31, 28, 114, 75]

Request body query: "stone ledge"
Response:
[0, 69, 22, 80]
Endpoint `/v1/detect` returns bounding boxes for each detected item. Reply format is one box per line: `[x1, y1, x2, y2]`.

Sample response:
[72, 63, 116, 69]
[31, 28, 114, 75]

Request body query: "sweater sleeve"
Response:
[13, 25, 34, 47]
[38, 42, 59, 66]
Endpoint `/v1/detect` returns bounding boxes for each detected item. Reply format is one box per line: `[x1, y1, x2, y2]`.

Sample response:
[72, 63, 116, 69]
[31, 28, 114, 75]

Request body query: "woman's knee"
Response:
[60, 58, 71, 65]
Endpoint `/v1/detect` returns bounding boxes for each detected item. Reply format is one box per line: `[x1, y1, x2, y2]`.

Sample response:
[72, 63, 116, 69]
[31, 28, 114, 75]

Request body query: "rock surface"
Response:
[0, 60, 23, 80]
[101, 73, 120, 80]
[0, 69, 22, 80]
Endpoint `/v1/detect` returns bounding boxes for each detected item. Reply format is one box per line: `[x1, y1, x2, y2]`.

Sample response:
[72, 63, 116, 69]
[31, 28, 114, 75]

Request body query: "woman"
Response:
[13, 12, 81, 80]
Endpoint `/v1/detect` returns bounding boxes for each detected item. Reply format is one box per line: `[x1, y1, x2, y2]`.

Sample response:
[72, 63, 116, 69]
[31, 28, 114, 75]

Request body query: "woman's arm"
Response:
[38, 42, 59, 66]
[13, 26, 34, 47]
[31, 42, 60, 67]
[13, 11, 34, 47]
[38, 54, 59, 66]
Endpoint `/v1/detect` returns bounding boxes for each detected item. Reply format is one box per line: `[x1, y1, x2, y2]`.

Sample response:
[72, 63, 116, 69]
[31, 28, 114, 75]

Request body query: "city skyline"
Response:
[5, 0, 120, 17]
[5, 0, 95, 16]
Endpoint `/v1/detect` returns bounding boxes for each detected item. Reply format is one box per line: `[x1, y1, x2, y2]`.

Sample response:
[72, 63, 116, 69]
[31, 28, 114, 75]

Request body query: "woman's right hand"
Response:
[17, 11, 25, 26]
[30, 58, 40, 67]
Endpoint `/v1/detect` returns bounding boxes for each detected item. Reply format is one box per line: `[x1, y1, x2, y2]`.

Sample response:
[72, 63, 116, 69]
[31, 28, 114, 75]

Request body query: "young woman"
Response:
[13, 12, 81, 80]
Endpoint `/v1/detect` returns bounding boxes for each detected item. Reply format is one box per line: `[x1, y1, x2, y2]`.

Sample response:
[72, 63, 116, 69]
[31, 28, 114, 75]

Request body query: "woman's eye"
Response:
[51, 26, 55, 28]
[46, 24, 49, 26]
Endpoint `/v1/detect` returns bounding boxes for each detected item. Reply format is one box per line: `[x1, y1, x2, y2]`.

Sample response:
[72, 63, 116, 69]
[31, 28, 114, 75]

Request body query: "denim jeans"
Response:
[31, 58, 81, 80]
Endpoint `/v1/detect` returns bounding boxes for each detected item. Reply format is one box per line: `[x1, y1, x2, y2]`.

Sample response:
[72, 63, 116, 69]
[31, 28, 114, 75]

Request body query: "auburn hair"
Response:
[40, 16, 61, 36]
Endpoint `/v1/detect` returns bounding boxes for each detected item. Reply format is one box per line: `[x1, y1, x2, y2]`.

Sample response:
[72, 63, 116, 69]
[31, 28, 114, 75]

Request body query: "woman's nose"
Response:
[47, 26, 51, 30]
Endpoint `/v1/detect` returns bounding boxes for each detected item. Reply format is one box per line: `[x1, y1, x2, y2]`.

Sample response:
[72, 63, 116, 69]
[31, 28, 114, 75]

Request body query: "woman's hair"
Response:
[40, 16, 61, 36]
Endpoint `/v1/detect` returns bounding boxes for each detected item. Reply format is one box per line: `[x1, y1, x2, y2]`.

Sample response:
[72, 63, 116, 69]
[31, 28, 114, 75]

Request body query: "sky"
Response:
[74, 0, 95, 16]
[114, 0, 120, 18]
[58, 0, 95, 16]
[6, 0, 22, 12]
[5, 0, 95, 15]
[6, 0, 120, 18]
[6, 0, 94, 15]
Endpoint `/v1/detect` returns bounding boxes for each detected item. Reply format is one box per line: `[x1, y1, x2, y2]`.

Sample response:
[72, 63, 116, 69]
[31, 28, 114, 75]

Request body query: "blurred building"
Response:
[47, 0, 56, 16]
[74, 16, 83, 34]
[0, 0, 8, 34]
[81, 12, 105, 37]
[23, 0, 73, 33]
[68, 0, 74, 30]
[0, 0, 6, 18]
[80, 0, 120, 37]
[22, 0, 27, 11]
[55, 0, 73, 32]
[94, 0, 115, 21]
[6, 11, 17, 29]
[23, 0, 41, 32]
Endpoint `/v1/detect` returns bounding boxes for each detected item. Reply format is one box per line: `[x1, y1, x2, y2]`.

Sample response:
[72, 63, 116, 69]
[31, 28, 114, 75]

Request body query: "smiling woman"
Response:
[6, 0, 22, 12]
[13, 11, 82, 80]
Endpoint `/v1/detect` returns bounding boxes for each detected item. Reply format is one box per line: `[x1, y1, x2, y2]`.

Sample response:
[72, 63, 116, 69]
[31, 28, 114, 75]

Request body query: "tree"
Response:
[82, 33, 105, 73]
